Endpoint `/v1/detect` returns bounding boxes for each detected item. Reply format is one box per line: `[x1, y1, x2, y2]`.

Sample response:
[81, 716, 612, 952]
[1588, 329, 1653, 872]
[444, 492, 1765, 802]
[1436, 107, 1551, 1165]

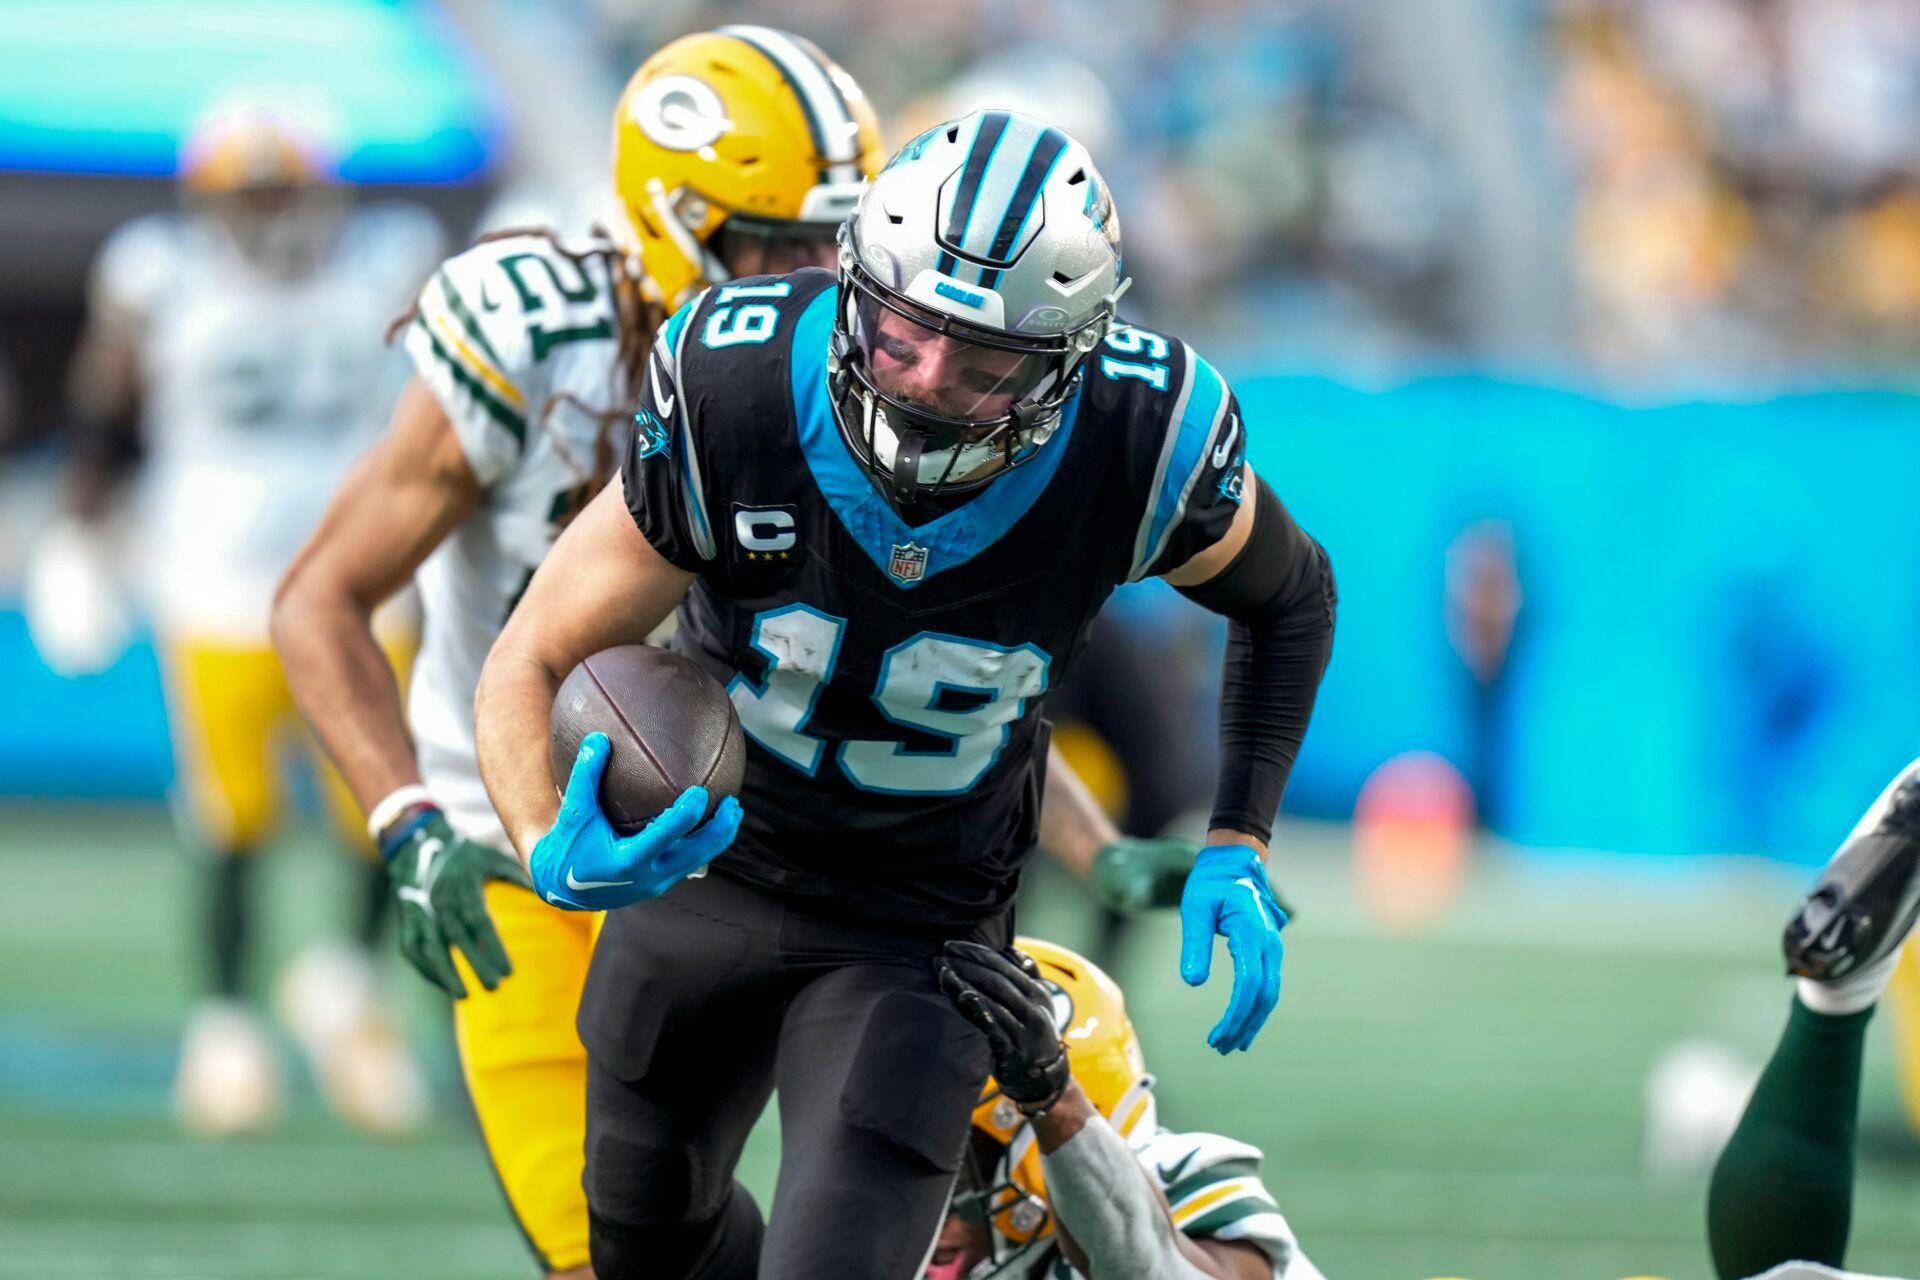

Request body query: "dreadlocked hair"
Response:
[385, 224, 665, 518]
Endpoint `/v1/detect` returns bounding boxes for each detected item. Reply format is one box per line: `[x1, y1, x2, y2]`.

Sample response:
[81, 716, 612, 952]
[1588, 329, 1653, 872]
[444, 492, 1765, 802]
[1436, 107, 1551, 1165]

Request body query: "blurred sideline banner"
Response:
[1250, 375, 1920, 861]
[0, 0, 502, 182]
[6, 375, 1919, 862]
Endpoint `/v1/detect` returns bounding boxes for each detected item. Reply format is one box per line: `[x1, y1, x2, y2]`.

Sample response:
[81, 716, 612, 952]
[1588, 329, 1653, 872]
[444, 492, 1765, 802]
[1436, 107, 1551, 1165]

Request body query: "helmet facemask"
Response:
[830, 247, 1108, 508]
[929, 1122, 1050, 1280]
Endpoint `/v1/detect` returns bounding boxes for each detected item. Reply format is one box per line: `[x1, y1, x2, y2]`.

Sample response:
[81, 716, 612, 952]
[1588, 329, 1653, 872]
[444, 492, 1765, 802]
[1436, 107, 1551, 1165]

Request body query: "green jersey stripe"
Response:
[1181, 1191, 1281, 1241]
[434, 268, 507, 373]
[414, 315, 527, 448]
[1163, 1156, 1262, 1204]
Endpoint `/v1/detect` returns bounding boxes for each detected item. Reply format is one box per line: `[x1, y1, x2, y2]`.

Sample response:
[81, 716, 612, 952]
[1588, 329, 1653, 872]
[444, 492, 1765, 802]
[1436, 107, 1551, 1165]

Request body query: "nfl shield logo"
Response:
[887, 542, 929, 584]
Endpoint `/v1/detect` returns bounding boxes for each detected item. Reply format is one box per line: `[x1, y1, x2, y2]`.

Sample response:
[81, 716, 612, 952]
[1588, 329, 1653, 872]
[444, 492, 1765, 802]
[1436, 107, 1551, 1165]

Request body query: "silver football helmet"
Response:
[830, 110, 1127, 505]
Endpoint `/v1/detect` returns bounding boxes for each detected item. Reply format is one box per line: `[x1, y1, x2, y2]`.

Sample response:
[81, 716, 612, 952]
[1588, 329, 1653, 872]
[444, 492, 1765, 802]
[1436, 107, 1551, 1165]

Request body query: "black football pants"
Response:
[577, 869, 1006, 1279]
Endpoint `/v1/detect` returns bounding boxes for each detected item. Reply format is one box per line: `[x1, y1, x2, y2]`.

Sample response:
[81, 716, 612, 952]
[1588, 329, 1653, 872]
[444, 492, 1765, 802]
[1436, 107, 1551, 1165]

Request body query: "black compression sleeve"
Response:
[1174, 477, 1336, 843]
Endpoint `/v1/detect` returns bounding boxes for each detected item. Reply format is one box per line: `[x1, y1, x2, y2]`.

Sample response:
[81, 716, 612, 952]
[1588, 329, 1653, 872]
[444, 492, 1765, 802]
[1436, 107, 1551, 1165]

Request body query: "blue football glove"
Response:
[530, 731, 743, 911]
[1178, 843, 1288, 1054]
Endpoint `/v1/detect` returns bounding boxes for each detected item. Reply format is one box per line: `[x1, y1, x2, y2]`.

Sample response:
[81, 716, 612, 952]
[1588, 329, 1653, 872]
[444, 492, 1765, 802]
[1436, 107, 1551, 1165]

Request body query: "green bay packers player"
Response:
[33, 103, 443, 1138]
[1705, 758, 1920, 1280]
[930, 938, 1320, 1280]
[274, 29, 887, 1278]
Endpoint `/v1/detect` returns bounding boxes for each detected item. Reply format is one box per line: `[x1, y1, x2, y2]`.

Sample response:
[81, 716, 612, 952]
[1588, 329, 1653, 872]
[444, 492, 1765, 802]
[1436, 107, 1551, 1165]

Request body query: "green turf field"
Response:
[3, 805, 1919, 1279]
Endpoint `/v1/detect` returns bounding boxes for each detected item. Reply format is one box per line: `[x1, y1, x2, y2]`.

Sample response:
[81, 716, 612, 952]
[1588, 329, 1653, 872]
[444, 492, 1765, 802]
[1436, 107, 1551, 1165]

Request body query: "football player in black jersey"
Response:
[474, 110, 1336, 1279]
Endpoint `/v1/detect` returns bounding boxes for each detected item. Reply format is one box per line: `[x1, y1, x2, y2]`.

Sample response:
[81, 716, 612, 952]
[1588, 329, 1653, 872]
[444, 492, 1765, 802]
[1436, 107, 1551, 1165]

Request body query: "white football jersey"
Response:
[96, 204, 443, 638]
[1748, 1266, 1911, 1280]
[1017, 1127, 1319, 1280]
[402, 231, 635, 848]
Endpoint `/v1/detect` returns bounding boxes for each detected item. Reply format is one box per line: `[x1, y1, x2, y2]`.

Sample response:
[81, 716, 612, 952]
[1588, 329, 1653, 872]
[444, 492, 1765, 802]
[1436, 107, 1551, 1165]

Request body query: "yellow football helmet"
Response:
[178, 104, 340, 276]
[180, 105, 330, 195]
[965, 937, 1157, 1253]
[611, 25, 885, 311]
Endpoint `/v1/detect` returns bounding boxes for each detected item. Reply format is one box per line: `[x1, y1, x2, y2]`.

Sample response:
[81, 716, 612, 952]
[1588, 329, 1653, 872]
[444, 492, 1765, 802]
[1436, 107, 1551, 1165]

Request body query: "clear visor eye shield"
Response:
[830, 251, 1111, 500]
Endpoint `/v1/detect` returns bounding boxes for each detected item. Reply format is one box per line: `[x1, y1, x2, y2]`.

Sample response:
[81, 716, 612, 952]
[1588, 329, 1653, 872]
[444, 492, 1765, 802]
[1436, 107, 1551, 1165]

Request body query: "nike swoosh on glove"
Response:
[1178, 843, 1288, 1054]
[384, 810, 530, 999]
[530, 731, 743, 911]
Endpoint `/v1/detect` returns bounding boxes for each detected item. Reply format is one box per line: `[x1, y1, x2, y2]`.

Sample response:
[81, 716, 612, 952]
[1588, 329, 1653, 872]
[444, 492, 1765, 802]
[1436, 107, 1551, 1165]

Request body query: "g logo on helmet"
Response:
[629, 75, 730, 152]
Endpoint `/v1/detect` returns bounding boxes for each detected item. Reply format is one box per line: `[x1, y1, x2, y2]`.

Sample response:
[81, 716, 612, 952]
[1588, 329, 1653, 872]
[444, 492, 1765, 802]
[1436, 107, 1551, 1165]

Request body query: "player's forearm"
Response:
[477, 478, 699, 861]
[1038, 747, 1120, 876]
[475, 644, 568, 861]
[1036, 1091, 1214, 1280]
[1177, 478, 1335, 847]
[271, 579, 421, 811]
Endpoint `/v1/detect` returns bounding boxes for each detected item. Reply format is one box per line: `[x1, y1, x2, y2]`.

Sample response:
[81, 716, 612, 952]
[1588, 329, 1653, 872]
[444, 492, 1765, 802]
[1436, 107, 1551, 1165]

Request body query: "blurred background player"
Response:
[274, 29, 887, 1278]
[930, 937, 1320, 1280]
[1707, 758, 1920, 1280]
[26, 101, 445, 1138]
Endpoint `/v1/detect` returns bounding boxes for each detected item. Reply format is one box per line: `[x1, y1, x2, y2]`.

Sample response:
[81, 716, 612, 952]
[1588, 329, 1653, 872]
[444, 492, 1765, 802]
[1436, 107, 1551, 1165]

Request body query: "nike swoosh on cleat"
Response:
[479, 279, 501, 312]
[567, 868, 633, 891]
[1211, 415, 1240, 468]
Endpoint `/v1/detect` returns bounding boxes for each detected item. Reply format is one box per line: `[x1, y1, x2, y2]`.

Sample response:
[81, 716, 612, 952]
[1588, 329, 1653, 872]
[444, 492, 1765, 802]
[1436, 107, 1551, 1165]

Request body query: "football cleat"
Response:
[275, 940, 428, 1137]
[1784, 768, 1920, 982]
[174, 999, 284, 1138]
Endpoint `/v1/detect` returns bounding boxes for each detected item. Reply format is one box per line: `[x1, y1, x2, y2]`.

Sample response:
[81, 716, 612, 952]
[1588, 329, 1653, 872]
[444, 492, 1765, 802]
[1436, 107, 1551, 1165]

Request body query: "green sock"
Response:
[1707, 995, 1872, 1280]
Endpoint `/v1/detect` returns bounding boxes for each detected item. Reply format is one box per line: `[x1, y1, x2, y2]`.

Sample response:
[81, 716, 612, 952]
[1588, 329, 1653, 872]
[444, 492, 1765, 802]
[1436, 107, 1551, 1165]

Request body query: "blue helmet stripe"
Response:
[943, 111, 1010, 255]
[984, 127, 1068, 264]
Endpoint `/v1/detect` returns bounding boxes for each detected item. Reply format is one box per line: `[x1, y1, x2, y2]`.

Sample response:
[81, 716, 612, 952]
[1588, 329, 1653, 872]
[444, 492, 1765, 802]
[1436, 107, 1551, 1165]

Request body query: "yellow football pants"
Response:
[451, 882, 601, 1275]
[161, 637, 409, 854]
[1886, 939, 1920, 1136]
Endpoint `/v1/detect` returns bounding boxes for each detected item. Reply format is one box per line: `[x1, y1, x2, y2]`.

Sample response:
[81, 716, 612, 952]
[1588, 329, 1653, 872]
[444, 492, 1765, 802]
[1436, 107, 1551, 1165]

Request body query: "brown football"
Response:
[549, 646, 746, 834]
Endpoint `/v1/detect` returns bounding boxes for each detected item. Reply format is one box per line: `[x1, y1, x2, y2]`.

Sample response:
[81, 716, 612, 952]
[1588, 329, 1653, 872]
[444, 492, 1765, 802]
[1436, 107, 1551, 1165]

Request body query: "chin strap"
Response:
[892, 427, 926, 505]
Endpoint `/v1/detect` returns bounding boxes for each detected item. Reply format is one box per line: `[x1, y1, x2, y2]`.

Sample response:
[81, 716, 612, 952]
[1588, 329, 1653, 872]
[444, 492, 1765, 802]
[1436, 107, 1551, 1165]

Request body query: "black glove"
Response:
[935, 940, 1072, 1116]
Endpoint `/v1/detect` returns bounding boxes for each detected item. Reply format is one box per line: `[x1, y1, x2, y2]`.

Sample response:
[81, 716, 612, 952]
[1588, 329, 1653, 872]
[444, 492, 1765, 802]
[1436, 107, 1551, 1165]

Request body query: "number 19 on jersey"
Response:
[728, 606, 1050, 796]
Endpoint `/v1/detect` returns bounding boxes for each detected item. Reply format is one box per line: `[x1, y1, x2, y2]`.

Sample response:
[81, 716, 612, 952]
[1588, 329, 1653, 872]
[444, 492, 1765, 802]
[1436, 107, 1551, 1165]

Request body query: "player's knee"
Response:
[586, 1184, 761, 1280]
[584, 1129, 698, 1225]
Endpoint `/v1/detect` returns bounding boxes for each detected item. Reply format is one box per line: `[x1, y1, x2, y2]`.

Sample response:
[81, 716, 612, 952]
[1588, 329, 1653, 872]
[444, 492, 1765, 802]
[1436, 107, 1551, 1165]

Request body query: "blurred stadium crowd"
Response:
[572, 0, 1920, 385]
[6, 0, 1919, 454]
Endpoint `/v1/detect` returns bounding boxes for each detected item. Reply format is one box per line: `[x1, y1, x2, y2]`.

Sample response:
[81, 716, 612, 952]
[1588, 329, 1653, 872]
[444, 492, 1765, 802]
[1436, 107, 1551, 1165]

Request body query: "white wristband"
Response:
[366, 784, 437, 842]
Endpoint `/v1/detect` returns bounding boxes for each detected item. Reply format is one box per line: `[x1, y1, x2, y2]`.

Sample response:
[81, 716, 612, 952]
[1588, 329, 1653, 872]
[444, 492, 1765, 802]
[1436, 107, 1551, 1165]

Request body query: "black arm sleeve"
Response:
[1175, 476, 1336, 844]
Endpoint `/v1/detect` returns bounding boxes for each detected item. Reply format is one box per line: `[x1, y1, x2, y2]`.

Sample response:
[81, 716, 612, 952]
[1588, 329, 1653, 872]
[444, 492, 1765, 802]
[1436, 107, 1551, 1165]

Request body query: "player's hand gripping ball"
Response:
[535, 647, 747, 910]
[1179, 844, 1288, 1054]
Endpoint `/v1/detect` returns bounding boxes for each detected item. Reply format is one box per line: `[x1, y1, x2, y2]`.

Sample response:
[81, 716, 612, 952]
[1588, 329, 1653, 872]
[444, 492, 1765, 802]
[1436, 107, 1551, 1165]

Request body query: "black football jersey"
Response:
[623, 268, 1246, 926]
